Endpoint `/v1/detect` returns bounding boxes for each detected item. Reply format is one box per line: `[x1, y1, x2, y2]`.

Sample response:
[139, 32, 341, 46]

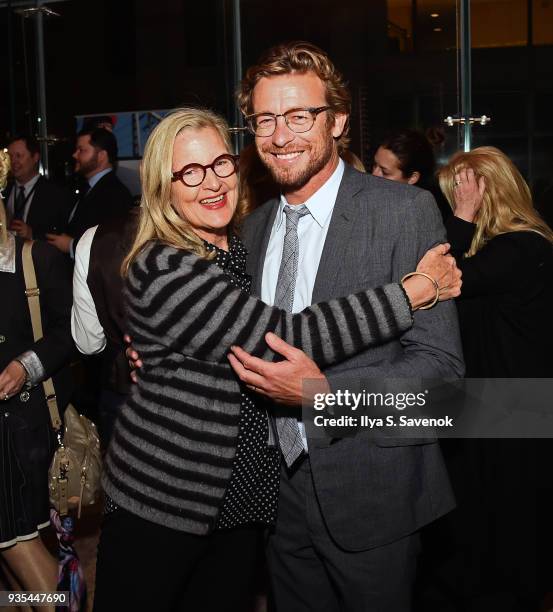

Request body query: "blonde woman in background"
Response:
[419, 146, 553, 611]
[440, 146, 553, 376]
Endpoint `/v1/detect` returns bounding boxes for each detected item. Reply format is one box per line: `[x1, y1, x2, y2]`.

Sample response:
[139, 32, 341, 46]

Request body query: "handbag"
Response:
[21, 241, 102, 517]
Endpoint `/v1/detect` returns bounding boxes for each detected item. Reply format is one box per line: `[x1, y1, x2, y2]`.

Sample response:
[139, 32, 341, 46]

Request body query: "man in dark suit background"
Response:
[5, 135, 72, 240]
[46, 128, 133, 258]
[228, 42, 465, 611]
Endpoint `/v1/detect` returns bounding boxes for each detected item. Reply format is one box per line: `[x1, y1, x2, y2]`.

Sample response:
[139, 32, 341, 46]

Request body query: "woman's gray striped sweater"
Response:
[103, 242, 414, 534]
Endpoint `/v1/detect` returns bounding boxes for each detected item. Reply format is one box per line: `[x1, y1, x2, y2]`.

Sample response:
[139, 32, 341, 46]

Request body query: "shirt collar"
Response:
[275, 159, 345, 231]
[16, 173, 40, 193]
[88, 167, 112, 190]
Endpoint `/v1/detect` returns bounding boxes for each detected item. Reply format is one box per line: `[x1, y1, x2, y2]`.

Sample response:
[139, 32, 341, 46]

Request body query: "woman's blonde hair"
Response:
[439, 146, 553, 257]
[123, 108, 246, 274]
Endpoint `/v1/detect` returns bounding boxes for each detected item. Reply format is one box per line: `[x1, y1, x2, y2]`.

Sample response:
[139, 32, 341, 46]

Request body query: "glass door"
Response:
[231, 0, 552, 224]
[366, 0, 465, 166]
[235, 0, 469, 169]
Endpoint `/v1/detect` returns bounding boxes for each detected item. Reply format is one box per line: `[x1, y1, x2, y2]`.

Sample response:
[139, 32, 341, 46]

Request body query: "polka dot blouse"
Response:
[205, 236, 280, 530]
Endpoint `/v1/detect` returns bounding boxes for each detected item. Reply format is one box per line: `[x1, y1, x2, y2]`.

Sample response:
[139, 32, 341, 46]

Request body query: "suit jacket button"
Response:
[19, 391, 30, 402]
[0, 335, 5, 343]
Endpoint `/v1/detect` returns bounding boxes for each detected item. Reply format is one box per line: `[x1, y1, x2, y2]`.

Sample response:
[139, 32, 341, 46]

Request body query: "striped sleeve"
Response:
[127, 244, 414, 367]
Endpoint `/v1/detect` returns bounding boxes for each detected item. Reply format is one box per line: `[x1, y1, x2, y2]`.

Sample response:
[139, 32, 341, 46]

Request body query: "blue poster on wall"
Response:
[75, 109, 173, 159]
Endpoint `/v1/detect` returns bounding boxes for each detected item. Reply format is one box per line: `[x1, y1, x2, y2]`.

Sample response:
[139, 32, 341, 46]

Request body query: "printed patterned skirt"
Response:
[0, 412, 55, 549]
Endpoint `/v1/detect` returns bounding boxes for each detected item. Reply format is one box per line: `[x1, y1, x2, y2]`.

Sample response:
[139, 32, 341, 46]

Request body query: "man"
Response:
[228, 42, 465, 611]
[80, 115, 141, 197]
[5, 135, 72, 240]
[47, 128, 133, 257]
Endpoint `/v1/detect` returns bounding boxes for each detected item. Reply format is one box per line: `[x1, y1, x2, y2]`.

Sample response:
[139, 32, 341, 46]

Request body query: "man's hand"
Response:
[46, 232, 72, 253]
[0, 360, 27, 400]
[10, 219, 33, 240]
[124, 334, 142, 383]
[228, 332, 329, 405]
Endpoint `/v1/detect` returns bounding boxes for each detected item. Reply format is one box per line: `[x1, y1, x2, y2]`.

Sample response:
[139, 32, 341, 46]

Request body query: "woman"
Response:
[371, 129, 452, 220]
[0, 161, 74, 609]
[93, 108, 460, 612]
[418, 147, 553, 610]
[371, 129, 435, 188]
[440, 147, 553, 376]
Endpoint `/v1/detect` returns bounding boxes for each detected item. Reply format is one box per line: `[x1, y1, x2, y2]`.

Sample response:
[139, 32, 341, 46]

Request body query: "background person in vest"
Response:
[5, 135, 73, 240]
[71, 209, 139, 446]
[46, 128, 134, 258]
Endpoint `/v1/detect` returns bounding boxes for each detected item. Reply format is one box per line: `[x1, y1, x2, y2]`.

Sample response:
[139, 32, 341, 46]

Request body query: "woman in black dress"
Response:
[440, 147, 553, 377]
[0, 181, 74, 604]
[423, 146, 553, 610]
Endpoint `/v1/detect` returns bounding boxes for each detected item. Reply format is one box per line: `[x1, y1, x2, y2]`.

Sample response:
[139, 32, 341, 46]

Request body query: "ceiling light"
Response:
[431, 13, 439, 18]
[433, 27, 442, 32]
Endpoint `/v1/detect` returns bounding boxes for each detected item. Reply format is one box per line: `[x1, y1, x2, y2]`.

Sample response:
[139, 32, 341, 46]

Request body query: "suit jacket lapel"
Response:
[3, 182, 14, 216]
[4, 178, 42, 221]
[69, 171, 109, 227]
[86, 171, 109, 199]
[4, 182, 13, 201]
[25, 176, 43, 225]
[245, 198, 279, 297]
[312, 165, 365, 303]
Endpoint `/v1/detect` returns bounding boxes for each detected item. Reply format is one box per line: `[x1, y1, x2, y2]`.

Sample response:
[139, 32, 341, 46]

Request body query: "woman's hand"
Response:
[453, 167, 486, 223]
[402, 243, 462, 309]
[0, 360, 27, 400]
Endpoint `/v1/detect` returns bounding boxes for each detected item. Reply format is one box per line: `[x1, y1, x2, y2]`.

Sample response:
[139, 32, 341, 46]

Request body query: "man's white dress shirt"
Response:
[261, 159, 345, 450]
[71, 225, 106, 354]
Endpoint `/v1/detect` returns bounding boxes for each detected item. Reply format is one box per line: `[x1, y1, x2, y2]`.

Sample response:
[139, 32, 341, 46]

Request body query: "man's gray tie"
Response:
[274, 204, 310, 467]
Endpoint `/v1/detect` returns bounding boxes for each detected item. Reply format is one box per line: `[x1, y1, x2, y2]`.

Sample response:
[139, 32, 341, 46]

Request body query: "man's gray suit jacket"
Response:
[241, 165, 465, 552]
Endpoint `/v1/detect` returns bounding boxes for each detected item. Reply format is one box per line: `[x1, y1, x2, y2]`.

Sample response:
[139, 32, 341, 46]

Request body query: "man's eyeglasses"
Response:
[245, 106, 331, 137]
[171, 154, 240, 187]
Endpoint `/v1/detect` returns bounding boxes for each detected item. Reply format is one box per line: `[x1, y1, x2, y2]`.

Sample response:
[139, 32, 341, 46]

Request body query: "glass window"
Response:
[415, 1, 457, 52]
[535, 93, 553, 131]
[533, 0, 553, 45]
[472, 92, 528, 133]
[472, 0, 528, 48]
[387, 0, 413, 53]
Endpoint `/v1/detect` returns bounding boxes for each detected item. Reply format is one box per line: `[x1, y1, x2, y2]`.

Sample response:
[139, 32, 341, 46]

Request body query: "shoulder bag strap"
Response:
[21, 241, 63, 430]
